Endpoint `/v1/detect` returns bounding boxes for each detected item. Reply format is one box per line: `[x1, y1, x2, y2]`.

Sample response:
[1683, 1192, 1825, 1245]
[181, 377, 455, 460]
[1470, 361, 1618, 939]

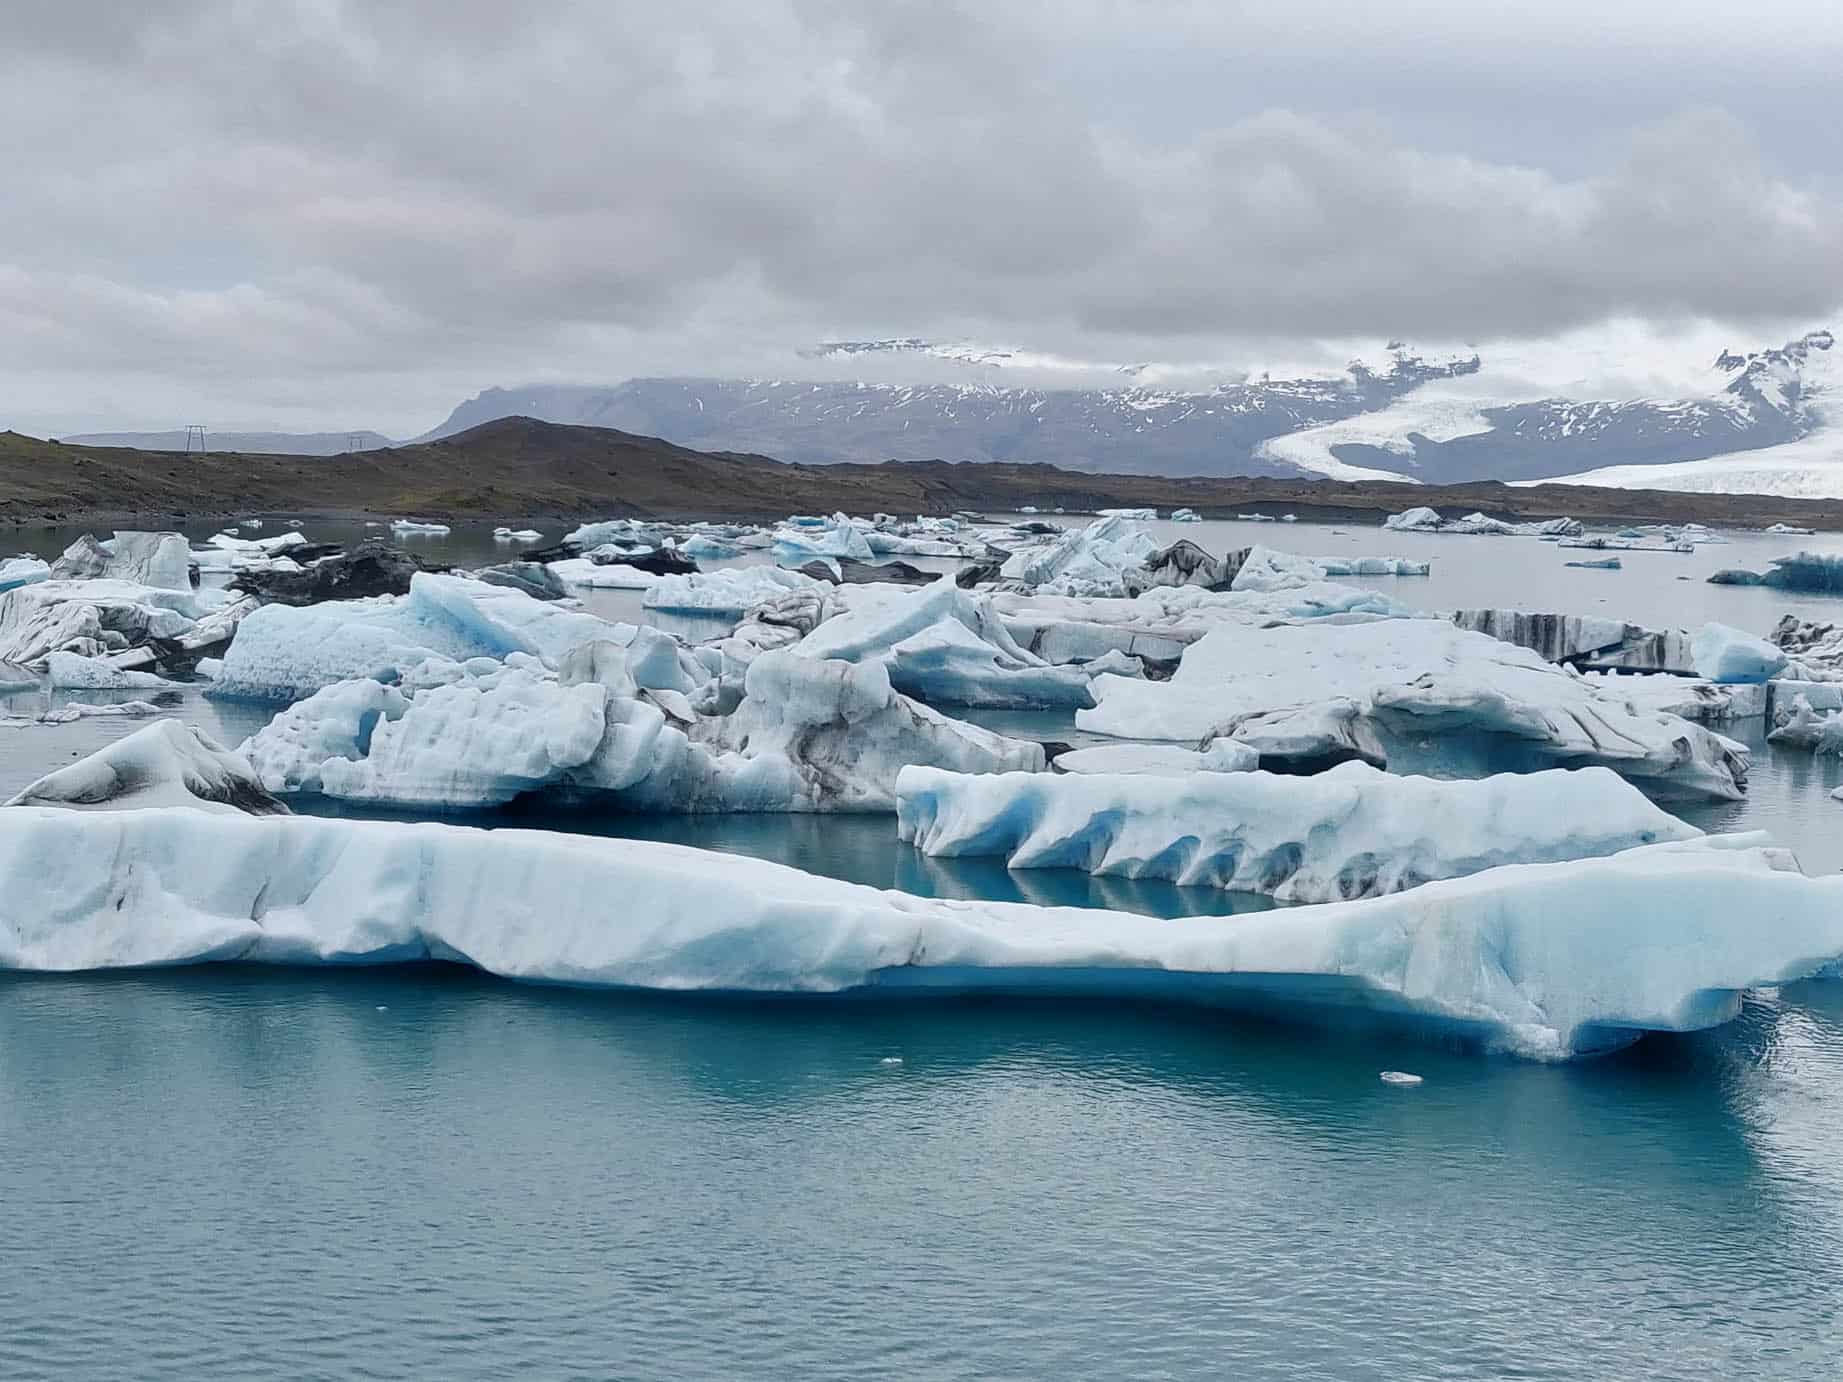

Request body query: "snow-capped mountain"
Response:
[416, 348, 1484, 477]
[415, 329, 1839, 494]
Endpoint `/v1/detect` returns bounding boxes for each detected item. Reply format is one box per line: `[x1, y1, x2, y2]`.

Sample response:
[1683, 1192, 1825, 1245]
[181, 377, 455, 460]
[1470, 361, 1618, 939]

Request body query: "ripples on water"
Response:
[5, 972, 1843, 1378]
[7, 516, 1843, 1376]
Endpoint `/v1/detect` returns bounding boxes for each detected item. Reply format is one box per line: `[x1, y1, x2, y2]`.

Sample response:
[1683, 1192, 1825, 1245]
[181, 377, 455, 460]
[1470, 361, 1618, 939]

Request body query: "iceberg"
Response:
[1315, 556, 1430, 577]
[0, 808, 1835, 1059]
[896, 761, 1700, 902]
[243, 643, 1041, 812]
[1767, 695, 1843, 754]
[1452, 610, 1694, 673]
[998, 516, 1160, 595]
[1382, 507, 1443, 532]
[546, 558, 662, 589]
[45, 651, 174, 689]
[0, 578, 216, 668]
[1052, 740, 1260, 776]
[771, 514, 875, 564]
[1690, 623, 1787, 684]
[492, 528, 545, 542]
[7, 720, 285, 814]
[0, 557, 50, 593]
[1579, 672, 1767, 724]
[1079, 619, 1748, 801]
[794, 577, 1136, 708]
[51, 532, 194, 590]
[389, 519, 452, 535]
[209, 573, 636, 702]
[644, 566, 824, 617]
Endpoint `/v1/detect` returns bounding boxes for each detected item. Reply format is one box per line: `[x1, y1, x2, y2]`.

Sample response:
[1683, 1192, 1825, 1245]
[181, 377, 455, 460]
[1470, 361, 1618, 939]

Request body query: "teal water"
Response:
[3, 969, 1843, 1378]
[10, 515, 1843, 1375]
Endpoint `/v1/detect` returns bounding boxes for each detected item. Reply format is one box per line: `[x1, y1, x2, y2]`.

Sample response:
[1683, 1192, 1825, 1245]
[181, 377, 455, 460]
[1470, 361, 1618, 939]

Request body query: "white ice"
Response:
[1690, 622, 1788, 684]
[0, 808, 1833, 1059]
[897, 761, 1700, 902]
[1079, 618, 1748, 800]
[7, 720, 284, 814]
[209, 573, 637, 702]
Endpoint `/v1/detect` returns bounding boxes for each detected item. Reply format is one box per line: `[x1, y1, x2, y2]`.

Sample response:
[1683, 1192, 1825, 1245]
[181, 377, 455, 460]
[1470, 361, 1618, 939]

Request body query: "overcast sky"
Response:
[5, 0, 1841, 437]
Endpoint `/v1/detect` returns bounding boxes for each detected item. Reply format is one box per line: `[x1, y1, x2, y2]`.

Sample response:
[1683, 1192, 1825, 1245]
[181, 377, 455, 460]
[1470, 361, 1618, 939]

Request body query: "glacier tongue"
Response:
[896, 761, 1700, 902]
[0, 806, 1832, 1059]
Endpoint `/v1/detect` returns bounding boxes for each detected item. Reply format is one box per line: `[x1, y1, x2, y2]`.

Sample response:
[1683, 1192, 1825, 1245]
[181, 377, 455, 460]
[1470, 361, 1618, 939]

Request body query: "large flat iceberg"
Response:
[1079, 619, 1748, 800]
[0, 807, 1834, 1058]
[896, 761, 1699, 902]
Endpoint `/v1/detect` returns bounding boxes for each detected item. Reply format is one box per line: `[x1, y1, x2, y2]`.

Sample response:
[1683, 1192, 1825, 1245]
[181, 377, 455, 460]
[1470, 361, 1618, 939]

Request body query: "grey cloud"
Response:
[1, 0, 1839, 435]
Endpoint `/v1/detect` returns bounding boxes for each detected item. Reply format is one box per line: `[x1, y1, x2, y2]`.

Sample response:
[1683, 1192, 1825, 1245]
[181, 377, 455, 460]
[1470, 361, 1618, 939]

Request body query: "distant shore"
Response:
[7, 417, 1843, 533]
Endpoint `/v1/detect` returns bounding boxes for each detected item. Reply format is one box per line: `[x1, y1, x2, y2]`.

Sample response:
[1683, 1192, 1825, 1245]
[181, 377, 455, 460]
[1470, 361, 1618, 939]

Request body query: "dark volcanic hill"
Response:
[6, 416, 1843, 531]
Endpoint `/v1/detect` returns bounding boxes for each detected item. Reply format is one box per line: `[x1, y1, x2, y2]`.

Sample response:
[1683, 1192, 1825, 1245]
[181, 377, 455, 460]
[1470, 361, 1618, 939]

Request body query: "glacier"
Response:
[895, 761, 1700, 902]
[0, 805, 1835, 1058]
[1078, 618, 1749, 800]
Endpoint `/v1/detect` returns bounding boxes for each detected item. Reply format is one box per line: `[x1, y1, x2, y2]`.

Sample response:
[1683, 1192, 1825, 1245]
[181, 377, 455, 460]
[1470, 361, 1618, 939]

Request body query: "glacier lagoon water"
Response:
[9, 514, 1843, 1374]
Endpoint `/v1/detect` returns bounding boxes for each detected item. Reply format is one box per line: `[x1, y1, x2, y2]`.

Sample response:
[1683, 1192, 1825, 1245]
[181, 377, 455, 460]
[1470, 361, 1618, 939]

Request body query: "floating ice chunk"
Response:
[999, 516, 1160, 595]
[1580, 672, 1766, 724]
[1767, 695, 1843, 754]
[546, 558, 658, 589]
[0, 557, 50, 593]
[896, 761, 1699, 902]
[45, 652, 174, 689]
[1080, 619, 1748, 800]
[772, 515, 874, 564]
[52, 532, 194, 590]
[1691, 622, 1787, 684]
[244, 643, 1040, 812]
[1315, 556, 1430, 577]
[1053, 740, 1258, 776]
[0, 700, 168, 727]
[678, 535, 738, 560]
[645, 566, 823, 617]
[1382, 506, 1443, 532]
[1098, 507, 1157, 520]
[7, 721, 285, 815]
[0, 814, 1831, 1058]
[209, 574, 635, 702]
[1453, 610, 1693, 672]
[1379, 1071, 1423, 1086]
[0, 579, 205, 667]
[796, 576, 1135, 708]
[389, 519, 451, 535]
[492, 528, 544, 542]
[1170, 508, 1201, 522]
[1229, 546, 1327, 592]
[1765, 522, 1815, 535]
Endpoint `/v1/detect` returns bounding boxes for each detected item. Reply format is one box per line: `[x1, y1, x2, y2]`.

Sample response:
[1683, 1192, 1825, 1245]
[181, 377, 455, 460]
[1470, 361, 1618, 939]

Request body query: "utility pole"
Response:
[184, 424, 208, 455]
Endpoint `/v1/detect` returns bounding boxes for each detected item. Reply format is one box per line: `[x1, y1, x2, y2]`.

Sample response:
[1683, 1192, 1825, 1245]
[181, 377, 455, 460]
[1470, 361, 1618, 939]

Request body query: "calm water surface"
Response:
[7, 514, 1843, 1377]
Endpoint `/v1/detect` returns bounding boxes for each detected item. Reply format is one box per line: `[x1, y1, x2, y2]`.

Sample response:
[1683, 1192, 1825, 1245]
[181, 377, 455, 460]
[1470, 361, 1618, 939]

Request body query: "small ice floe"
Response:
[878, 1056, 904, 1067]
[375, 1005, 389, 1012]
[1831, 786, 1843, 803]
[1379, 1071, 1424, 1087]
